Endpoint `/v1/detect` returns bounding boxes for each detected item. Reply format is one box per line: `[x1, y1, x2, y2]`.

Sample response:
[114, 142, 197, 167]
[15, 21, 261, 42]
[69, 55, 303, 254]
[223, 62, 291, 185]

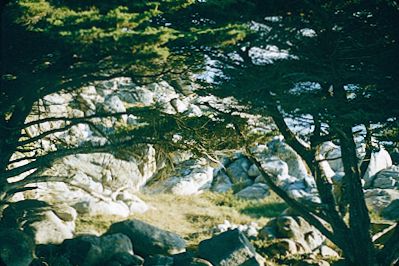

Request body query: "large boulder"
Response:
[259, 215, 325, 254]
[198, 229, 264, 266]
[235, 183, 270, 199]
[104, 252, 144, 266]
[143, 255, 174, 266]
[149, 159, 213, 195]
[363, 149, 393, 188]
[0, 228, 35, 266]
[73, 200, 130, 218]
[258, 157, 289, 178]
[106, 219, 186, 257]
[319, 142, 343, 173]
[211, 171, 233, 193]
[59, 233, 134, 266]
[173, 252, 213, 266]
[381, 199, 399, 220]
[364, 188, 399, 213]
[25, 210, 75, 244]
[226, 157, 253, 186]
[267, 139, 309, 179]
[371, 165, 399, 189]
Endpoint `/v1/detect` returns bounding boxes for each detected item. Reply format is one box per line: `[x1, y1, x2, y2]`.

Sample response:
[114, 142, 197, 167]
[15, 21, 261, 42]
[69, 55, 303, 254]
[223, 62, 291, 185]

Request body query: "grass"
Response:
[74, 191, 287, 248]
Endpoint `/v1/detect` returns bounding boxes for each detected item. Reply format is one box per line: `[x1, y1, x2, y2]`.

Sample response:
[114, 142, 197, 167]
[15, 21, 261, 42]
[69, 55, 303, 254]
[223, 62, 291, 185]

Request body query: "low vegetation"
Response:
[75, 191, 287, 248]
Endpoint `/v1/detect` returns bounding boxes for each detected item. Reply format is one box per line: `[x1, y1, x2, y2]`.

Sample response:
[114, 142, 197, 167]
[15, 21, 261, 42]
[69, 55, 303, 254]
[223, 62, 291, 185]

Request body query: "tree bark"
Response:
[337, 125, 376, 266]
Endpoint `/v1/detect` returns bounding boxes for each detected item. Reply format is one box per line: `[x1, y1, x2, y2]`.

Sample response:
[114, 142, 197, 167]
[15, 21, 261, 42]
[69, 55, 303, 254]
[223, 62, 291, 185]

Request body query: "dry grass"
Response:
[75, 191, 287, 247]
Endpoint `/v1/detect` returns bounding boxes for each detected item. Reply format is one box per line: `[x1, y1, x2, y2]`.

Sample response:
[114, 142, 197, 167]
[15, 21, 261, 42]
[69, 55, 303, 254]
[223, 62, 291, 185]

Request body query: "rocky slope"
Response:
[2, 78, 399, 265]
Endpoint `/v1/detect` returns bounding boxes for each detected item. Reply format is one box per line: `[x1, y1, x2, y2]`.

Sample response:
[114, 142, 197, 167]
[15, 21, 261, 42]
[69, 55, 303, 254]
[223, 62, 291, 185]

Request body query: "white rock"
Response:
[319, 245, 339, 258]
[151, 82, 179, 103]
[187, 104, 203, 117]
[118, 87, 154, 106]
[73, 200, 130, 218]
[260, 157, 289, 177]
[169, 168, 214, 195]
[171, 98, 190, 113]
[364, 149, 392, 187]
[104, 95, 126, 113]
[319, 142, 343, 173]
[267, 139, 309, 179]
[28, 210, 74, 244]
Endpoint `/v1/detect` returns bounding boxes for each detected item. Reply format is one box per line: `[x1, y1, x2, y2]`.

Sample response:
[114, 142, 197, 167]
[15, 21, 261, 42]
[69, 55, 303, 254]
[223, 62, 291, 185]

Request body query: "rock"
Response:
[149, 158, 213, 195]
[107, 219, 186, 257]
[235, 183, 269, 199]
[248, 164, 261, 177]
[53, 205, 78, 222]
[381, 199, 399, 220]
[187, 104, 203, 117]
[319, 142, 343, 173]
[319, 245, 339, 258]
[26, 210, 74, 244]
[73, 200, 130, 218]
[150, 81, 179, 104]
[198, 229, 264, 266]
[267, 139, 309, 179]
[363, 149, 393, 188]
[150, 160, 214, 195]
[372, 165, 399, 189]
[119, 86, 155, 106]
[115, 191, 149, 214]
[143, 255, 174, 266]
[171, 98, 190, 113]
[364, 189, 399, 212]
[60, 233, 133, 265]
[259, 157, 289, 178]
[292, 259, 330, 266]
[103, 95, 126, 113]
[373, 177, 396, 189]
[391, 148, 399, 164]
[128, 197, 149, 214]
[174, 257, 213, 266]
[259, 215, 325, 255]
[214, 221, 260, 239]
[105, 252, 144, 266]
[267, 239, 302, 256]
[226, 158, 252, 185]
[254, 175, 266, 184]
[173, 252, 213, 266]
[212, 171, 233, 193]
[61, 148, 157, 191]
[167, 167, 213, 195]
[0, 228, 35, 266]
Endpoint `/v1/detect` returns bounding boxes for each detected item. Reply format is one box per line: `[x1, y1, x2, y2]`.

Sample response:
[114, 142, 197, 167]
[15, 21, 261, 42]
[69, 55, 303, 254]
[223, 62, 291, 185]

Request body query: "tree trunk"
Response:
[338, 126, 376, 266]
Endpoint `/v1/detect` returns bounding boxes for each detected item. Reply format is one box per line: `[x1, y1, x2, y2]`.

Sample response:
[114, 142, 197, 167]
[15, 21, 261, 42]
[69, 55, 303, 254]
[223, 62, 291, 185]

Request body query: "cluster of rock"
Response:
[152, 138, 319, 204]
[1, 214, 342, 266]
[15, 76, 399, 221]
[0, 218, 265, 266]
[258, 214, 338, 258]
[11, 78, 211, 218]
[211, 211, 339, 261]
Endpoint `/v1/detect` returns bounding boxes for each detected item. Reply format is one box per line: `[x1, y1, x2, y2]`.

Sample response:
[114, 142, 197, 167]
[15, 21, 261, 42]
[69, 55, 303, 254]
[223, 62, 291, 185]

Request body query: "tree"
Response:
[170, 0, 399, 265]
[2, 0, 399, 265]
[0, 0, 246, 208]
